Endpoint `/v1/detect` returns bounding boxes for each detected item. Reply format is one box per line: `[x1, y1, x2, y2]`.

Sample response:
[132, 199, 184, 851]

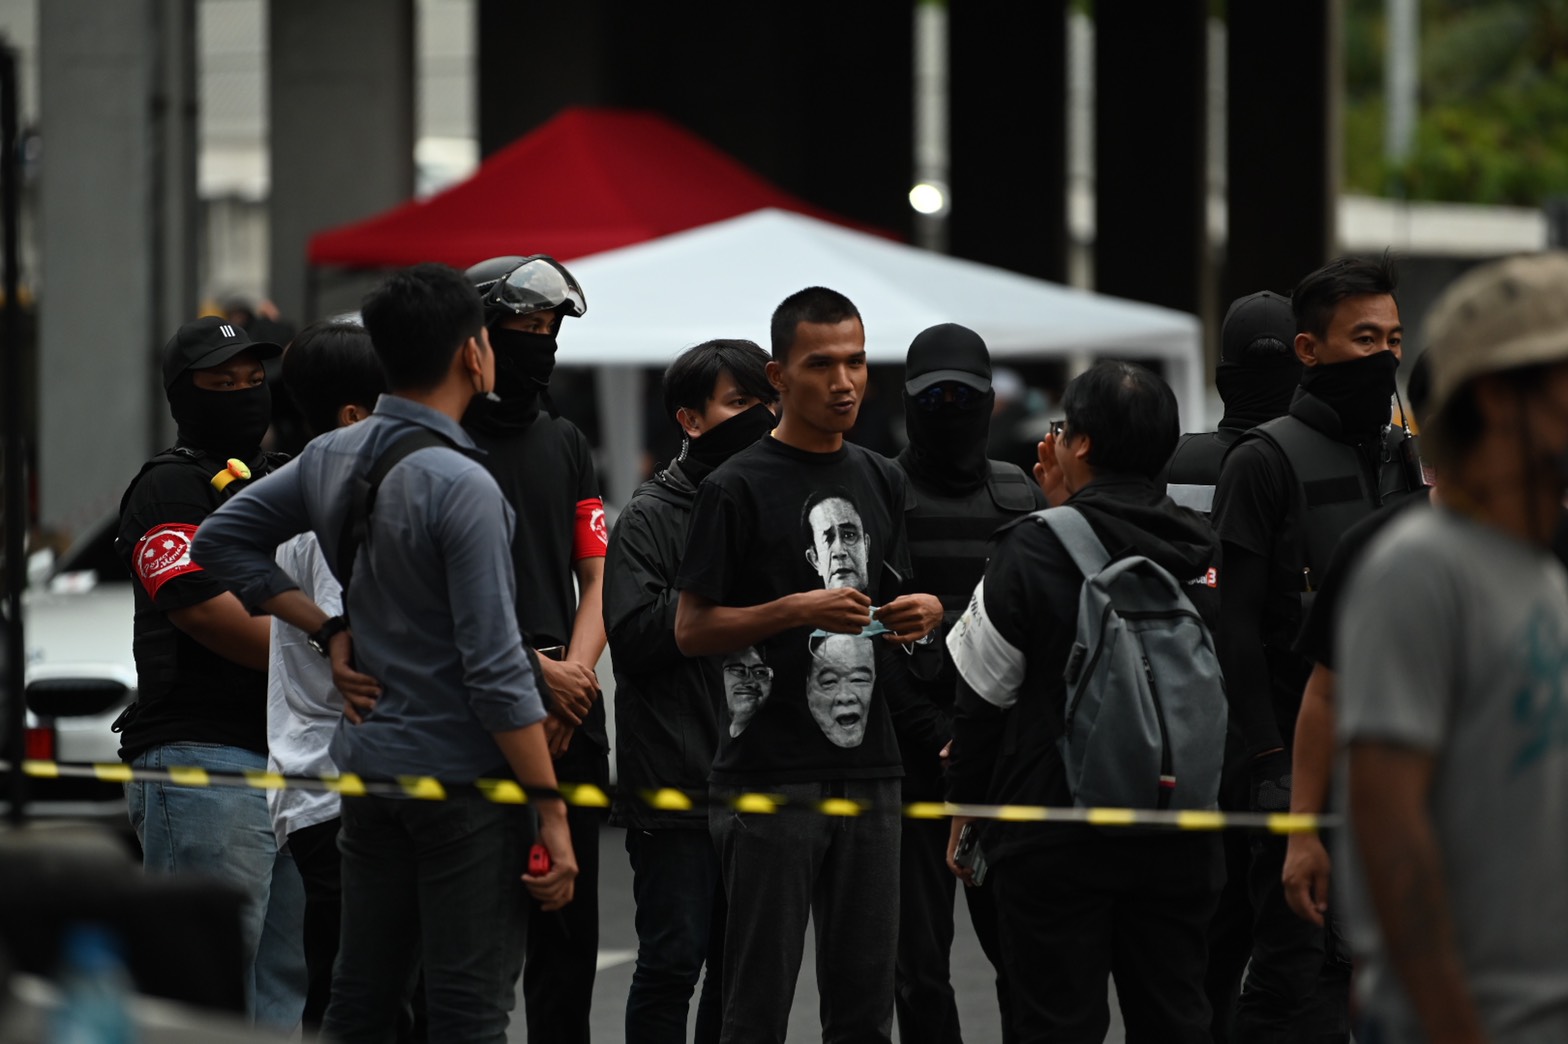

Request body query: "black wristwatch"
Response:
[307, 615, 350, 658]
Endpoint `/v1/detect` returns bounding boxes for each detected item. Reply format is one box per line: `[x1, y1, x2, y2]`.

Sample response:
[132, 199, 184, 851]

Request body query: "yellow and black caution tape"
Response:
[7, 759, 1336, 834]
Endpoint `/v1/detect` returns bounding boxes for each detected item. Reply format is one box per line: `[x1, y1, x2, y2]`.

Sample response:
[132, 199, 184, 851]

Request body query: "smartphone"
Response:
[528, 843, 552, 876]
[953, 823, 990, 886]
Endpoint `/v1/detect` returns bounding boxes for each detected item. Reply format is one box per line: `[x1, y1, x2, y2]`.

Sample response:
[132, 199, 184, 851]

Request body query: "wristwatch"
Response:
[307, 615, 350, 658]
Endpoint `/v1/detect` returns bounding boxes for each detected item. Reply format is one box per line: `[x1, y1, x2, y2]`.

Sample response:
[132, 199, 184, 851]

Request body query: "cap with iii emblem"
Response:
[161, 316, 283, 389]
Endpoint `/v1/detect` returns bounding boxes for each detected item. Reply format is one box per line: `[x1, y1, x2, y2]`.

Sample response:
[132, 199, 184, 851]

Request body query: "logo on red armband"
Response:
[574, 498, 608, 560]
[133, 523, 203, 599]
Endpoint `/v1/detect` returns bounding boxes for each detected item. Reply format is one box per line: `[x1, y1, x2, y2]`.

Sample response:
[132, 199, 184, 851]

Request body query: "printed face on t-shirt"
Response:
[722, 646, 774, 737]
[806, 633, 875, 748]
[805, 496, 869, 591]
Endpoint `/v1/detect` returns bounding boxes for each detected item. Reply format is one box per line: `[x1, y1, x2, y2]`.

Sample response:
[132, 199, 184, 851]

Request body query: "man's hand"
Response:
[946, 815, 977, 887]
[543, 717, 574, 758]
[330, 631, 382, 725]
[522, 804, 579, 911]
[1283, 832, 1332, 927]
[791, 587, 874, 634]
[537, 656, 597, 725]
[876, 594, 942, 645]
[1034, 435, 1069, 507]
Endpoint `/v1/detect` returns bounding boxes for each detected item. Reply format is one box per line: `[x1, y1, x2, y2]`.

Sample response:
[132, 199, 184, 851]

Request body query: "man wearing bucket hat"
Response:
[1337, 252, 1568, 1043]
[115, 315, 305, 1027]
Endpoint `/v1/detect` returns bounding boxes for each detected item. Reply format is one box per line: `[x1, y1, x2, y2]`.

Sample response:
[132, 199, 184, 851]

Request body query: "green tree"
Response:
[1343, 0, 1568, 205]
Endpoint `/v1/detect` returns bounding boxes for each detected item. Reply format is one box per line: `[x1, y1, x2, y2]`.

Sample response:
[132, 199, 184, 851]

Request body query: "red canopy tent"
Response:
[307, 107, 875, 269]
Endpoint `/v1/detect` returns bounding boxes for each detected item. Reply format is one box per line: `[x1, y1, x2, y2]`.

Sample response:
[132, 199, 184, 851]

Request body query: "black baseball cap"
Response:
[1221, 291, 1296, 367]
[162, 316, 283, 389]
[904, 323, 993, 395]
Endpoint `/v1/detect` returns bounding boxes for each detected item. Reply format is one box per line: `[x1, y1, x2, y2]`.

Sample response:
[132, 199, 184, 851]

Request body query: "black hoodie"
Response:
[945, 473, 1220, 865]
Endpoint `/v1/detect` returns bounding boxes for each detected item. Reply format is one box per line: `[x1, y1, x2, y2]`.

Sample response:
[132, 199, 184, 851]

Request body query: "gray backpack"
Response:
[1039, 507, 1226, 811]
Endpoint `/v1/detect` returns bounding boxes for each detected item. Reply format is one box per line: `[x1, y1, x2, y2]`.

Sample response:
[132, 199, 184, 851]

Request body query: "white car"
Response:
[18, 514, 136, 823]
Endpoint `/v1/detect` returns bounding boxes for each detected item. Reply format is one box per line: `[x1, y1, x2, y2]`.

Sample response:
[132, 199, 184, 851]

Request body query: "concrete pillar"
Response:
[1093, 1, 1209, 316]
[269, 0, 414, 324]
[38, 0, 196, 535]
[948, 1, 1069, 281]
[1225, 1, 1338, 305]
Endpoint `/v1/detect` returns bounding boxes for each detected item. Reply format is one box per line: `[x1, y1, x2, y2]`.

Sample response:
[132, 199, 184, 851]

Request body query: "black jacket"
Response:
[604, 462, 722, 830]
[946, 475, 1222, 867]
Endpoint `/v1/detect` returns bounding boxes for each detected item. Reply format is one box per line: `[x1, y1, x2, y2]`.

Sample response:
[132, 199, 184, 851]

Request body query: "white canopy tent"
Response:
[567, 209, 1205, 504]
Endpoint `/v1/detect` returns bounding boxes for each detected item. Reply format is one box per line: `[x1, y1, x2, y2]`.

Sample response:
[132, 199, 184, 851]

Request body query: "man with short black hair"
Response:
[945, 360, 1223, 1042]
[606, 337, 777, 1044]
[675, 287, 941, 1042]
[193, 262, 577, 1044]
[117, 315, 304, 1029]
[888, 322, 1043, 1044]
[1339, 252, 1568, 1042]
[264, 319, 385, 1030]
[1212, 253, 1423, 1041]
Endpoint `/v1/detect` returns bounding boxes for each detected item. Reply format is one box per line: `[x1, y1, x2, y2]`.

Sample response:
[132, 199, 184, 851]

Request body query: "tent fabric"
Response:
[569, 209, 1206, 507]
[306, 107, 866, 269]
[568, 208, 1205, 425]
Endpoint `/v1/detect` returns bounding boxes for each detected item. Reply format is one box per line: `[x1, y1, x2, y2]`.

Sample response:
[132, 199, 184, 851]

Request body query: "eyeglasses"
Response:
[1048, 419, 1066, 439]
[914, 382, 985, 412]
[477, 256, 587, 319]
[723, 663, 774, 682]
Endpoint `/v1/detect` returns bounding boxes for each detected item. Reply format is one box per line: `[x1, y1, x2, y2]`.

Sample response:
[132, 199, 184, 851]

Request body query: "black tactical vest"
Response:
[1232, 389, 1421, 647]
[1163, 428, 1244, 516]
[903, 461, 1043, 615]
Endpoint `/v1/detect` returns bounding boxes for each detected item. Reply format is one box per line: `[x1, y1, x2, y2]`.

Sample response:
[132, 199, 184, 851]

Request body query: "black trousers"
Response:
[894, 815, 1013, 1044]
[991, 834, 1222, 1044]
[288, 816, 342, 1031]
[522, 743, 606, 1044]
[1233, 835, 1351, 1043]
[1204, 767, 1254, 1043]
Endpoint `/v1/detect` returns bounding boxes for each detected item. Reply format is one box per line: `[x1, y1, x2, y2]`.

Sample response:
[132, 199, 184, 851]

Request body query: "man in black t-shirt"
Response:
[117, 317, 304, 1028]
[676, 287, 941, 1043]
[463, 255, 607, 1044]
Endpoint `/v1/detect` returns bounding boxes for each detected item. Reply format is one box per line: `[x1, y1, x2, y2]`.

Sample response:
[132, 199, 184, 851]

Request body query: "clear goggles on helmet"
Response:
[478, 256, 588, 319]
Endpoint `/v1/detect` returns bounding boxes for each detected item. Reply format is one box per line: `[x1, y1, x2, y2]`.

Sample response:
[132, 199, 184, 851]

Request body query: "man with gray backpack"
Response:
[945, 360, 1227, 1042]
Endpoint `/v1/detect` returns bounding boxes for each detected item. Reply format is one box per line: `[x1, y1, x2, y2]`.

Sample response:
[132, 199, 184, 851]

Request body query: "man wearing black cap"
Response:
[889, 323, 1043, 1044]
[1159, 290, 1300, 1040]
[116, 316, 305, 1028]
[1163, 291, 1301, 515]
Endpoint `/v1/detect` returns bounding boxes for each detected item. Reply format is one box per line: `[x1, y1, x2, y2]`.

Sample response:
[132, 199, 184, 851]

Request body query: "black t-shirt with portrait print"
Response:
[676, 434, 912, 786]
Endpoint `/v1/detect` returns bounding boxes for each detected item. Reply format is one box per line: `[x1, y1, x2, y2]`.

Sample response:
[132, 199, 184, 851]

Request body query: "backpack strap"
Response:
[1035, 506, 1111, 578]
[336, 428, 459, 599]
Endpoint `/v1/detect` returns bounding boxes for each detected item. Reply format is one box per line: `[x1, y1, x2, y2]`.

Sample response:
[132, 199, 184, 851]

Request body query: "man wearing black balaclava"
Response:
[116, 316, 305, 1028]
[888, 323, 1044, 1044]
[1163, 290, 1301, 515]
[1161, 289, 1300, 1042]
[462, 254, 606, 1044]
[1211, 255, 1424, 1043]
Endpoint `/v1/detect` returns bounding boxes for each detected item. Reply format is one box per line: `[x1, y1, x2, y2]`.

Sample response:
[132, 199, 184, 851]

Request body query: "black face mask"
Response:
[1299, 351, 1399, 438]
[490, 327, 558, 399]
[168, 379, 271, 458]
[899, 389, 996, 495]
[682, 403, 777, 476]
[1216, 359, 1303, 431]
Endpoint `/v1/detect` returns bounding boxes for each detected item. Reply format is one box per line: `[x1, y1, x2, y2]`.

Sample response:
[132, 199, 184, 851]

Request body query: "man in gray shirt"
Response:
[193, 263, 577, 1044]
[1337, 252, 1568, 1044]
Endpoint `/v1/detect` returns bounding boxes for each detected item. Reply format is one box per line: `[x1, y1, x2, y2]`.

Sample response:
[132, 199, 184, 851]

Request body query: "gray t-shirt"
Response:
[1337, 507, 1568, 1043]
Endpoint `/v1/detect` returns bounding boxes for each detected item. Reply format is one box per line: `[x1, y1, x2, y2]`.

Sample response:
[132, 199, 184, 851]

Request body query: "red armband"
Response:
[132, 523, 204, 600]
[573, 497, 608, 561]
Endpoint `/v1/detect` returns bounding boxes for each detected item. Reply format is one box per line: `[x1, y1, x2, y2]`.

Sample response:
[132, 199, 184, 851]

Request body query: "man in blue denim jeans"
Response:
[115, 316, 306, 1028]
